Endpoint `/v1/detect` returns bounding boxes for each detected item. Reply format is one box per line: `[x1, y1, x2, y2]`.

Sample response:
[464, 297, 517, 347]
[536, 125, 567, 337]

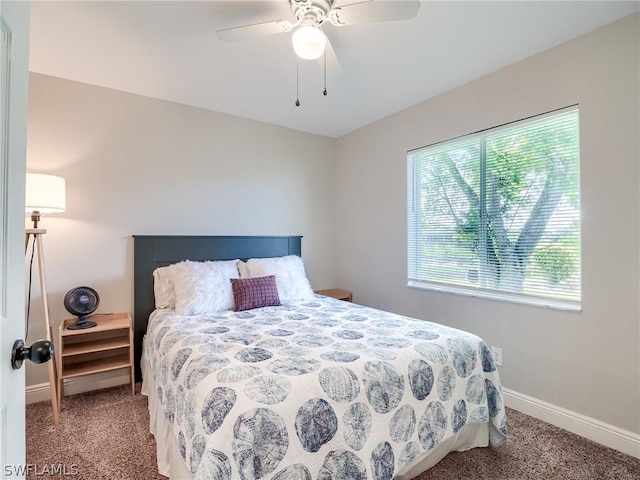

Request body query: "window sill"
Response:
[407, 281, 581, 312]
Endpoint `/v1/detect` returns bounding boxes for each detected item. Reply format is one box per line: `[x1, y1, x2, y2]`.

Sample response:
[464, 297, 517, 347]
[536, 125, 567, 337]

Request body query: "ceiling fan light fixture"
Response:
[292, 25, 326, 60]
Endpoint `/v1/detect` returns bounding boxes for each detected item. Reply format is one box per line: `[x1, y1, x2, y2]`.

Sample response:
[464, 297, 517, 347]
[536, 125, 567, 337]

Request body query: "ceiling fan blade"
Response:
[217, 19, 291, 43]
[332, 0, 420, 26]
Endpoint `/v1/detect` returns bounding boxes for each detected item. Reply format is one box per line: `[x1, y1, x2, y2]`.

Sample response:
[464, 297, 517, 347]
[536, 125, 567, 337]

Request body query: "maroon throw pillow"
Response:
[231, 275, 281, 311]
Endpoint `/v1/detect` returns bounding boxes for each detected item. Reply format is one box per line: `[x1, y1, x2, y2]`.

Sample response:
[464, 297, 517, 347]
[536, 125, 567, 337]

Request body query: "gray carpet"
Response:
[26, 384, 640, 480]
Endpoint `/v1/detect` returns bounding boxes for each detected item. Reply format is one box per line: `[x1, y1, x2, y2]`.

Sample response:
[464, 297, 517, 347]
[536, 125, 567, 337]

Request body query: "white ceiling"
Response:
[29, 1, 639, 138]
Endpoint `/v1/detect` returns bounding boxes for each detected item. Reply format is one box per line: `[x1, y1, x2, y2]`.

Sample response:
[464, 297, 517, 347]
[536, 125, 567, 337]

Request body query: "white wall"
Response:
[25, 74, 336, 386]
[334, 14, 639, 435]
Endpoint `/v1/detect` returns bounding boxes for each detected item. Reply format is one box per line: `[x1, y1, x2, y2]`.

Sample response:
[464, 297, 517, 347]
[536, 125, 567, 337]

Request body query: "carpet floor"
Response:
[26, 384, 640, 480]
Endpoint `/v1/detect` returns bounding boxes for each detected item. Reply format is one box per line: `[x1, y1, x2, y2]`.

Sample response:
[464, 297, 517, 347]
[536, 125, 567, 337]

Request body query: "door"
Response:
[0, 1, 30, 477]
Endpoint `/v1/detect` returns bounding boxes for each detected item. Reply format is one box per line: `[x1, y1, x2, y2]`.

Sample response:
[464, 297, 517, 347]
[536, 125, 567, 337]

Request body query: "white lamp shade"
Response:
[25, 173, 66, 214]
[292, 26, 326, 60]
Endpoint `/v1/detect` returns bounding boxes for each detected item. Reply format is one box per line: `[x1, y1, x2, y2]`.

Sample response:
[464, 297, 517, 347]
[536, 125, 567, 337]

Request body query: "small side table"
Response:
[56, 312, 134, 409]
[315, 289, 353, 302]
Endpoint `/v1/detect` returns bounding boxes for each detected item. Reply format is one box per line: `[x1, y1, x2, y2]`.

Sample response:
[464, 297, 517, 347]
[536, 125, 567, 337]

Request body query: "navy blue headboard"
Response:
[132, 235, 302, 380]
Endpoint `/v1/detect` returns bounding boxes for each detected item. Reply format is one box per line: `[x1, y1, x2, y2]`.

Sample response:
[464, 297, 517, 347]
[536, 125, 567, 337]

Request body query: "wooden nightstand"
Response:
[315, 289, 352, 302]
[56, 312, 134, 407]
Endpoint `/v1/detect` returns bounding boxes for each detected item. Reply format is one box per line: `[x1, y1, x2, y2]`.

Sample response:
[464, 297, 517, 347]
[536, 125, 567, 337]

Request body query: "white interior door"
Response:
[0, 1, 29, 477]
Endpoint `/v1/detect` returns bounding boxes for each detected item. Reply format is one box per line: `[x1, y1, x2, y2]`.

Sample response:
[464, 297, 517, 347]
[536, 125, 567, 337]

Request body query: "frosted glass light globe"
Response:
[292, 26, 326, 60]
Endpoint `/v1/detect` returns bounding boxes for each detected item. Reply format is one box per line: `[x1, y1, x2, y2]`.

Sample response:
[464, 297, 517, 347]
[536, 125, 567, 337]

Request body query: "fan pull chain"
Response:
[323, 50, 327, 96]
[295, 62, 300, 107]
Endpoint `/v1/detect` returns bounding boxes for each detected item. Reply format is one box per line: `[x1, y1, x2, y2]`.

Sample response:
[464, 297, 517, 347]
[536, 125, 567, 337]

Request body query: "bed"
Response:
[134, 235, 507, 480]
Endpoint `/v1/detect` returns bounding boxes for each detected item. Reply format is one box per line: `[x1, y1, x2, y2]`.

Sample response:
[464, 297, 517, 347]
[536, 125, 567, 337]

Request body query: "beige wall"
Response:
[334, 14, 639, 434]
[25, 74, 336, 385]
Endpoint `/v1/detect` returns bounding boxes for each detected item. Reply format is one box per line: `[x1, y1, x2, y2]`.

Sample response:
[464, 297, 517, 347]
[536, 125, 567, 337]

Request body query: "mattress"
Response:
[142, 296, 507, 479]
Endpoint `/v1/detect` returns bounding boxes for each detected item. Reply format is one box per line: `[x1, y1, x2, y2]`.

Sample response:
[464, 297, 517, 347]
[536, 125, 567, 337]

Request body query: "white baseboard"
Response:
[26, 371, 131, 405]
[503, 387, 640, 459]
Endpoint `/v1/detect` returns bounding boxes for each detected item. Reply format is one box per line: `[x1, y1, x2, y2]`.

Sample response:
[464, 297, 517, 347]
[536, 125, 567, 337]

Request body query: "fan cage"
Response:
[64, 287, 100, 330]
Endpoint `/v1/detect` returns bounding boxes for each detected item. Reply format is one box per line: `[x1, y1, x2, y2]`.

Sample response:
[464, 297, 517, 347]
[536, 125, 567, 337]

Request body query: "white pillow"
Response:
[245, 255, 314, 303]
[153, 266, 175, 309]
[168, 260, 240, 315]
[236, 260, 250, 279]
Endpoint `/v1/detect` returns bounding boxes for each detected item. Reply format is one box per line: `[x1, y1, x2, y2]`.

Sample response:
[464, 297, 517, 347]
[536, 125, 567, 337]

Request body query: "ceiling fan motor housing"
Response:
[291, 0, 343, 28]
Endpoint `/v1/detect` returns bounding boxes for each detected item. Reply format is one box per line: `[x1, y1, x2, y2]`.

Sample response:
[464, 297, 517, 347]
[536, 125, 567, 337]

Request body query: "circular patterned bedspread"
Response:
[144, 296, 507, 480]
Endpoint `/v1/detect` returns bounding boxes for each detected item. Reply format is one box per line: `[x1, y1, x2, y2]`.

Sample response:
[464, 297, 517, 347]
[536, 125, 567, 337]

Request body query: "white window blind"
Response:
[407, 107, 581, 310]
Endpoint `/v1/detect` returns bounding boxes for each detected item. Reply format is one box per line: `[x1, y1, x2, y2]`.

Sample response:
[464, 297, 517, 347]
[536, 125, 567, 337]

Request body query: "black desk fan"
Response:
[64, 286, 99, 330]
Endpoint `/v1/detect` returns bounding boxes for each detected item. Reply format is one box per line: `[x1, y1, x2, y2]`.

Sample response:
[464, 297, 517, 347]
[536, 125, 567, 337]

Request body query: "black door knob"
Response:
[11, 339, 54, 370]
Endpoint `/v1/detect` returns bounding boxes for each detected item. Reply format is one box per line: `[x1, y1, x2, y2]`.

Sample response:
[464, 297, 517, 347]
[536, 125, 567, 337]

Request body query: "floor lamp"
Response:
[25, 172, 66, 425]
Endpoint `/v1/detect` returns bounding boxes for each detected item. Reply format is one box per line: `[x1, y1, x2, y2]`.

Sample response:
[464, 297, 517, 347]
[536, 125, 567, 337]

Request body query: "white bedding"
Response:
[142, 296, 507, 480]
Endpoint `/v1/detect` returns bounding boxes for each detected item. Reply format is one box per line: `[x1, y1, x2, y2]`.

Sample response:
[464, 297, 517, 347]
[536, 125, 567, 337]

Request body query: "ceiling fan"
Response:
[217, 0, 421, 61]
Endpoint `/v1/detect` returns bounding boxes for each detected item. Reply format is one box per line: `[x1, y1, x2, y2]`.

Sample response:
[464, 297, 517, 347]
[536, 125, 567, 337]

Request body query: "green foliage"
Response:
[454, 208, 479, 252]
[487, 142, 530, 214]
[532, 243, 578, 285]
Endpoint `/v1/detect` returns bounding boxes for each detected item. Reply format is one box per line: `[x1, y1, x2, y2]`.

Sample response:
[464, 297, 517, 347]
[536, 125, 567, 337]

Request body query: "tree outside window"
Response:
[407, 108, 581, 309]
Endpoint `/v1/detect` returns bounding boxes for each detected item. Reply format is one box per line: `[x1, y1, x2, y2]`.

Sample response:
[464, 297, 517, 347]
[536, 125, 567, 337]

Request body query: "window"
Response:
[407, 107, 581, 310]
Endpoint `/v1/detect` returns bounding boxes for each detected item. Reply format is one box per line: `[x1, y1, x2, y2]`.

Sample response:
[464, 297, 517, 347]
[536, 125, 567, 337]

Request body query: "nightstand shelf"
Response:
[61, 354, 131, 378]
[57, 312, 134, 409]
[62, 337, 130, 357]
[315, 288, 352, 302]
